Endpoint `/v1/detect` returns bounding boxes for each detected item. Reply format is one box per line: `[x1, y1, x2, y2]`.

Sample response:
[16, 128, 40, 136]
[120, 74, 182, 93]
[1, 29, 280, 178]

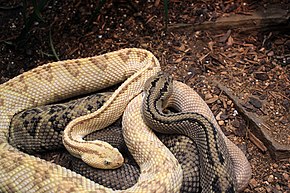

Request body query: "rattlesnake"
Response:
[143, 72, 236, 192]
[0, 48, 251, 192]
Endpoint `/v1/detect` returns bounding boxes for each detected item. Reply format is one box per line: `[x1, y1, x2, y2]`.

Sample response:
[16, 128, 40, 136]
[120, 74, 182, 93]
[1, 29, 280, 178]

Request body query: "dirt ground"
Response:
[0, 0, 289, 192]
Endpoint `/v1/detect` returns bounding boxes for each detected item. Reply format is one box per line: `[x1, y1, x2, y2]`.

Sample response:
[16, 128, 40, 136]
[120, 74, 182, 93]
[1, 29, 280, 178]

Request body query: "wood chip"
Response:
[205, 95, 219, 104]
[249, 132, 267, 153]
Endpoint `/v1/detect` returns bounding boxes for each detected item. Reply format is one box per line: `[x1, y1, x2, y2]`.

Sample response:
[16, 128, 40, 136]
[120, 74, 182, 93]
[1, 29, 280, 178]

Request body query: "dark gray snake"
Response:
[142, 72, 235, 192]
[8, 92, 200, 192]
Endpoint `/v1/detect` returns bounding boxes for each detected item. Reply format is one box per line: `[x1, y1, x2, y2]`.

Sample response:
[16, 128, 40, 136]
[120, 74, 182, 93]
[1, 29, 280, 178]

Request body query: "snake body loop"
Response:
[142, 72, 236, 193]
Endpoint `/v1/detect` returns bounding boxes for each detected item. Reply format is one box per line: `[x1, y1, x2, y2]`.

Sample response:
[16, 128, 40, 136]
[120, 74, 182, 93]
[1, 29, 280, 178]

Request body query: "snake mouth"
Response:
[102, 151, 125, 169]
[102, 158, 124, 169]
[112, 162, 123, 169]
[114, 155, 125, 168]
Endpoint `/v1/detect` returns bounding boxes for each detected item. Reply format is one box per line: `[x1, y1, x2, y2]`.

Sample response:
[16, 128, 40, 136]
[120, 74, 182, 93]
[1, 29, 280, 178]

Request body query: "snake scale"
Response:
[0, 48, 251, 192]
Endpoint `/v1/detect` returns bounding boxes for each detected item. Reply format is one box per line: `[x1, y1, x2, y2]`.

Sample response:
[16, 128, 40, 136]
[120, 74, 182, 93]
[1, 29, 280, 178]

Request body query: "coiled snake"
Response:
[8, 91, 200, 192]
[0, 48, 251, 192]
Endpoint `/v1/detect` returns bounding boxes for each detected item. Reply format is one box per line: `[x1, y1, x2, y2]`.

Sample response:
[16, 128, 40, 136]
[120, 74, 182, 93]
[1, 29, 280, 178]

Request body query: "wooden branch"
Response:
[169, 4, 290, 32]
[249, 132, 267, 153]
[215, 81, 290, 160]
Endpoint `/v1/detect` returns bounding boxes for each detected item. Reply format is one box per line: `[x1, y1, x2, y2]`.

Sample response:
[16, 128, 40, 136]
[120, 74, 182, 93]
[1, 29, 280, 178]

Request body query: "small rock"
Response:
[204, 93, 213, 100]
[243, 102, 254, 112]
[140, 43, 149, 48]
[272, 163, 279, 169]
[249, 178, 258, 189]
[218, 120, 224, 126]
[282, 173, 289, 180]
[216, 99, 222, 105]
[216, 111, 223, 121]
[19, 68, 25, 74]
[213, 87, 220, 95]
[220, 113, 229, 120]
[267, 50, 274, 56]
[233, 109, 238, 116]
[267, 175, 274, 183]
[254, 72, 269, 81]
[232, 119, 240, 128]
[265, 186, 272, 193]
[205, 95, 219, 104]
[255, 187, 266, 192]
[221, 71, 227, 75]
[249, 97, 263, 109]
[226, 100, 232, 106]
[243, 188, 251, 193]
[234, 121, 247, 137]
[259, 94, 267, 100]
[282, 100, 289, 111]
[275, 184, 281, 190]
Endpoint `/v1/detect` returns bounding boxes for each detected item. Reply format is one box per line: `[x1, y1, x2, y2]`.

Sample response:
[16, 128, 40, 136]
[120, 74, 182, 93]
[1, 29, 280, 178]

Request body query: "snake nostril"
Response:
[104, 160, 111, 166]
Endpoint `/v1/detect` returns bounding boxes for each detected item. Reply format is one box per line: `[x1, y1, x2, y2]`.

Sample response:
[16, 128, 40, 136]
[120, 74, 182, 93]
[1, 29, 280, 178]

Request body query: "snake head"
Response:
[143, 72, 172, 92]
[81, 145, 124, 169]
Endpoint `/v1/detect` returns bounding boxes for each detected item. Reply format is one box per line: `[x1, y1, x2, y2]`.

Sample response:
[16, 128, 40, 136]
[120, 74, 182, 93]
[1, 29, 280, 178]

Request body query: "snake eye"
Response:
[104, 160, 111, 165]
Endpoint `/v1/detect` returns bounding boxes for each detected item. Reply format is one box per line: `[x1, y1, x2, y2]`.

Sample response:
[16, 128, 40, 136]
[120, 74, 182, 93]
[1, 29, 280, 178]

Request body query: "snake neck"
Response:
[61, 49, 161, 170]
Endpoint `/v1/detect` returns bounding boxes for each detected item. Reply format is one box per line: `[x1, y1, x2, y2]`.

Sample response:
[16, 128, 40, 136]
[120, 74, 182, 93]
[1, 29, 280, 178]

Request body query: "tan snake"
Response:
[0, 48, 183, 192]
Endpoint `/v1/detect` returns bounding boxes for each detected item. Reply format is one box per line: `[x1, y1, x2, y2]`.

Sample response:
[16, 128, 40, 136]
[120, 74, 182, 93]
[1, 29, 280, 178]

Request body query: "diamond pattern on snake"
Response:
[9, 91, 200, 192]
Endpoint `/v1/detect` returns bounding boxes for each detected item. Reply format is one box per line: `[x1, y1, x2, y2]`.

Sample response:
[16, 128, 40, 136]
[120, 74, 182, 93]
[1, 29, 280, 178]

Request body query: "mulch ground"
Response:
[0, 0, 289, 192]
